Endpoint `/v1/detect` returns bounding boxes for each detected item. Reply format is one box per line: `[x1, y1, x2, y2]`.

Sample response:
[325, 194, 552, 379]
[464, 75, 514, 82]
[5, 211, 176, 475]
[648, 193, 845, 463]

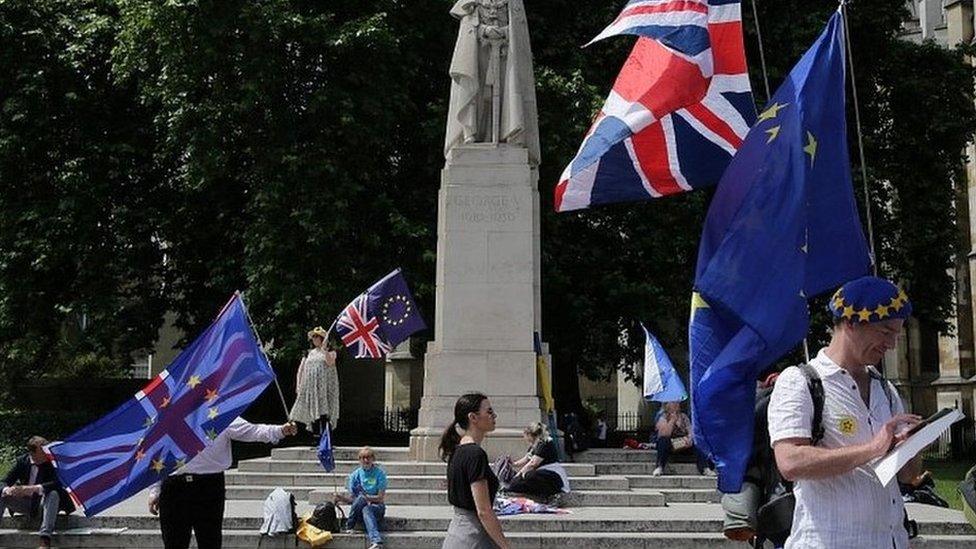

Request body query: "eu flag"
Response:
[45, 294, 276, 516]
[317, 422, 336, 473]
[689, 10, 871, 493]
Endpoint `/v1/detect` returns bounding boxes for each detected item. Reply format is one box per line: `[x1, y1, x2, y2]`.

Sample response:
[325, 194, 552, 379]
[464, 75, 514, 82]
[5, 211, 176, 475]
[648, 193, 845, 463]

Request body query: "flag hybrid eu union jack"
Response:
[555, 0, 755, 212]
[44, 294, 276, 516]
[334, 268, 427, 359]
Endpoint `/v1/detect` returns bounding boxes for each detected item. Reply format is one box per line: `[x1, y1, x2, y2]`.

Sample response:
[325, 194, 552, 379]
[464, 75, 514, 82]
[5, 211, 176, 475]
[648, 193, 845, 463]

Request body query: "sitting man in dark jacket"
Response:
[1, 435, 75, 548]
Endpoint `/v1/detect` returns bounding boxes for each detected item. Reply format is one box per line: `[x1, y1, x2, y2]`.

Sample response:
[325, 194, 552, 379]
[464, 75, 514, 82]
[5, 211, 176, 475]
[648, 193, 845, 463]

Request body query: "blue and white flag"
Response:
[641, 323, 688, 402]
[317, 422, 335, 473]
[45, 294, 276, 516]
[689, 10, 871, 493]
[334, 268, 427, 359]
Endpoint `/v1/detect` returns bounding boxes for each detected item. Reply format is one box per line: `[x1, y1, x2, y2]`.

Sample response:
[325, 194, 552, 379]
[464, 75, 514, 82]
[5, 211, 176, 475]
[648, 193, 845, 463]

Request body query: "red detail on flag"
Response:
[339, 303, 382, 358]
[619, 1, 708, 19]
[683, 103, 744, 149]
[709, 22, 747, 75]
[616, 38, 708, 116]
[631, 123, 683, 196]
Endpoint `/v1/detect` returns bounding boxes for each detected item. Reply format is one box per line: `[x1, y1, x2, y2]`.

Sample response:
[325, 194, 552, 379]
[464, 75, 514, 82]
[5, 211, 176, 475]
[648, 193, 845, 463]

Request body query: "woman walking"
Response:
[440, 393, 510, 549]
[289, 326, 340, 437]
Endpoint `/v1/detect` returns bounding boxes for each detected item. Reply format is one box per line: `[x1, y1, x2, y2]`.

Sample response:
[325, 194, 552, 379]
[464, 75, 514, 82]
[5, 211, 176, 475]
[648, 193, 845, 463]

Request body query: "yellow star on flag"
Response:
[143, 416, 155, 428]
[151, 458, 166, 474]
[187, 375, 201, 389]
[842, 305, 856, 319]
[206, 428, 219, 441]
[875, 304, 890, 318]
[204, 388, 219, 403]
[758, 102, 789, 122]
[891, 296, 904, 311]
[765, 125, 781, 144]
[174, 458, 186, 469]
[856, 308, 872, 322]
[208, 407, 219, 420]
[804, 131, 818, 166]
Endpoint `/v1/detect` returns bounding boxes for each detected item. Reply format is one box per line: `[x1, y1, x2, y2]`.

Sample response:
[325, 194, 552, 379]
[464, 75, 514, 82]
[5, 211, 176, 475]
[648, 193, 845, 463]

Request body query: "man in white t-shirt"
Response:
[768, 276, 922, 548]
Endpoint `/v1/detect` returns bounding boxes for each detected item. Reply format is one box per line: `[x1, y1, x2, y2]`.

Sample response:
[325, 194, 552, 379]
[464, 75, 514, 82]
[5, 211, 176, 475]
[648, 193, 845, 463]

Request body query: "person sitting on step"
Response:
[653, 401, 715, 477]
[333, 446, 387, 549]
[506, 422, 570, 502]
[0, 436, 75, 549]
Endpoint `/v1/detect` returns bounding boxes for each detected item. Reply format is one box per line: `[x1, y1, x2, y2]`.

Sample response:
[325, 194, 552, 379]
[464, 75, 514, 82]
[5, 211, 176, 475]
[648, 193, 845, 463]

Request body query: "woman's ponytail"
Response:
[438, 392, 488, 461]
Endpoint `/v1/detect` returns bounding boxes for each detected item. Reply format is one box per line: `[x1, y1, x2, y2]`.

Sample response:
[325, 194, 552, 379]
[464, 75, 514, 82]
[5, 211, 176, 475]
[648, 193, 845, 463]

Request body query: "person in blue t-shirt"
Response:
[333, 446, 388, 548]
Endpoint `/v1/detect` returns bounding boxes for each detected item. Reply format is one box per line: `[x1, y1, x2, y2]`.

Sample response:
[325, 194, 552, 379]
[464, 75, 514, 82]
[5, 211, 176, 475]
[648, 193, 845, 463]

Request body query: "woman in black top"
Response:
[440, 393, 509, 549]
[507, 421, 568, 500]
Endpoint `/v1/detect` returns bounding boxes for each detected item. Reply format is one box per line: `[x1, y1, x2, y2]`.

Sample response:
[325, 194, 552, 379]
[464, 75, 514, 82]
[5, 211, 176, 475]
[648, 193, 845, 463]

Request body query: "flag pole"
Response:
[749, 0, 772, 102]
[840, 0, 878, 275]
[237, 291, 292, 420]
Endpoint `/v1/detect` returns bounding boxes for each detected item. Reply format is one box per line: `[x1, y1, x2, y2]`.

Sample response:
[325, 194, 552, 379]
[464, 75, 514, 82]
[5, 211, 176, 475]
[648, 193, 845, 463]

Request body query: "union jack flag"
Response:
[554, 0, 755, 212]
[333, 268, 427, 360]
[44, 294, 276, 516]
[336, 293, 392, 359]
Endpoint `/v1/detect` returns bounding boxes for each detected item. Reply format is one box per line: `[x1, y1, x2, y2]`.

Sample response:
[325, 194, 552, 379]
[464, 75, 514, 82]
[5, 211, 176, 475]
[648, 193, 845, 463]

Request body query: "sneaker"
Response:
[367, 543, 383, 549]
[703, 468, 717, 477]
[652, 466, 664, 476]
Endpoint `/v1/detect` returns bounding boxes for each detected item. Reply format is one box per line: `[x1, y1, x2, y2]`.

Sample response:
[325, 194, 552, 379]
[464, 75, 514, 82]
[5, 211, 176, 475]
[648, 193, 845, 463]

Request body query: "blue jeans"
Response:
[346, 495, 385, 544]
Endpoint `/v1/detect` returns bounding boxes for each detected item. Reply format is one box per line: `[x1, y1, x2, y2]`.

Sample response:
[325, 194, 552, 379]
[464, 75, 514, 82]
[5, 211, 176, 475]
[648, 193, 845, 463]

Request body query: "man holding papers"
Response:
[768, 276, 923, 548]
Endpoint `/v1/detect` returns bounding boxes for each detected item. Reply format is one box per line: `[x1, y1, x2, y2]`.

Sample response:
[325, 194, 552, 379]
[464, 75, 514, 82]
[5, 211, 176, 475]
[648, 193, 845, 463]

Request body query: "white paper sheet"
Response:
[870, 408, 964, 486]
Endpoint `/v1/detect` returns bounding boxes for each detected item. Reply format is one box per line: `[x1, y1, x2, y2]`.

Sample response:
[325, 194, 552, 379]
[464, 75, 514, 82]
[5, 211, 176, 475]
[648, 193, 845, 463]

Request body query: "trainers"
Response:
[703, 468, 717, 477]
[367, 543, 383, 549]
[652, 466, 664, 476]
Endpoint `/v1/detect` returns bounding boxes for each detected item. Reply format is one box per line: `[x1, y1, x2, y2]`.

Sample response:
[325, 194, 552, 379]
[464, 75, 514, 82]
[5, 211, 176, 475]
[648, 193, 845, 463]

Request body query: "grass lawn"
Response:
[928, 459, 973, 510]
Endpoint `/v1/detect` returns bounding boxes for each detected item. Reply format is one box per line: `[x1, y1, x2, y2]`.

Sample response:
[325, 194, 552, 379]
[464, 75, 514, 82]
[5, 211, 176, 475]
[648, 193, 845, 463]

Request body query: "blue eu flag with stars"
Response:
[689, 10, 871, 493]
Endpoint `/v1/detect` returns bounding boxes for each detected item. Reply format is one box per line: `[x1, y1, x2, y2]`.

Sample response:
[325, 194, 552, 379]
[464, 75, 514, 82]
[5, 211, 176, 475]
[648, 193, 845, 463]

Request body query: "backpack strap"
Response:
[796, 364, 825, 446]
[867, 367, 895, 413]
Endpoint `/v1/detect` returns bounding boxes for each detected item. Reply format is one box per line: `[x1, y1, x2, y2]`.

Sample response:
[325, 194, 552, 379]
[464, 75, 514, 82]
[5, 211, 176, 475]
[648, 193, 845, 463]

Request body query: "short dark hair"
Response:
[26, 436, 48, 452]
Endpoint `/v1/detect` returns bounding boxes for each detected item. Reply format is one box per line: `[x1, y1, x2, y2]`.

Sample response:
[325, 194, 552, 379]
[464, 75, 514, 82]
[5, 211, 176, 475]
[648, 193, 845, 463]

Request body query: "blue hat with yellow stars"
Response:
[828, 276, 912, 323]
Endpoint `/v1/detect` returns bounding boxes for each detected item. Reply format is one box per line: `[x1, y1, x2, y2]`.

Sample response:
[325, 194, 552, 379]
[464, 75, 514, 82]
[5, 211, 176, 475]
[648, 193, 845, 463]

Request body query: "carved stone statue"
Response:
[444, 0, 540, 165]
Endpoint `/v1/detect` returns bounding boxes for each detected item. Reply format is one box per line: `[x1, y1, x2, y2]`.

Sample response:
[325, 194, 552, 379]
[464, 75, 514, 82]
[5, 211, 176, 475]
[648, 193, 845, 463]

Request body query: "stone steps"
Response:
[595, 462, 701, 475]
[240, 458, 599, 476]
[626, 474, 718, 489]
[225, 471, 630, 490]
[308, 488, 667, 507]
[3, 504, 973, 536]
[1, 528, 973, 549]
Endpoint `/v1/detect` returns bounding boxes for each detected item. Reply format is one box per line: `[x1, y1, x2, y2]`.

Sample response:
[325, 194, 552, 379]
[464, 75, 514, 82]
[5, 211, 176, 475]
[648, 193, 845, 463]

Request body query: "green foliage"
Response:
[0, 0, 167, 390]
[0, 0, 972, 413]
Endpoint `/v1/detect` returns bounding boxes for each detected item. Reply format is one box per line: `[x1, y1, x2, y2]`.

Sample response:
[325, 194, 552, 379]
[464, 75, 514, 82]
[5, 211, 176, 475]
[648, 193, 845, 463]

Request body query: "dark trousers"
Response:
[159, 472, 225, 549]
[310, 415, 330, 436]
[507, 469, 563, 500]
[655, 437, 710, 474]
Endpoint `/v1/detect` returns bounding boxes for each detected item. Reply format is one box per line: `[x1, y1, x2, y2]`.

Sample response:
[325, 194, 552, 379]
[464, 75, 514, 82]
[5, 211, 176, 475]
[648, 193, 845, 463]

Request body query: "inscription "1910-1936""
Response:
[449, 194, 521, 223]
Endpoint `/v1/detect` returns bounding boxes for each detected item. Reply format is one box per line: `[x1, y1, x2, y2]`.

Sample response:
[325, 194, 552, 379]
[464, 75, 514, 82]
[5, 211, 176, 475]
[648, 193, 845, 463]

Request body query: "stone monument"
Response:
[409, 0, 545, 460]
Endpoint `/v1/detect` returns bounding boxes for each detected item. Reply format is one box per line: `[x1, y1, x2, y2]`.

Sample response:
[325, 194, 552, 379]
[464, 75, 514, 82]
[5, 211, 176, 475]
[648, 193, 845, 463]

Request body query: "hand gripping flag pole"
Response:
[237, 291, 292, 420]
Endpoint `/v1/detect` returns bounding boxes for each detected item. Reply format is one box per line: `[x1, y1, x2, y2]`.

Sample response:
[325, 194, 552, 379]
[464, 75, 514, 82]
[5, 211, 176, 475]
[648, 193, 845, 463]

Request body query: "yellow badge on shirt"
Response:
[838, 416, 857, 436]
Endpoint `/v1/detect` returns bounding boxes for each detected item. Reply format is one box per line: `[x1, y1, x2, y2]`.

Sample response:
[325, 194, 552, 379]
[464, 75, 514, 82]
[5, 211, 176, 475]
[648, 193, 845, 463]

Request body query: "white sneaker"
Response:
[652, 466, 664, 476]
[703, 468, 717, 477]
[367, 544, 383, 549]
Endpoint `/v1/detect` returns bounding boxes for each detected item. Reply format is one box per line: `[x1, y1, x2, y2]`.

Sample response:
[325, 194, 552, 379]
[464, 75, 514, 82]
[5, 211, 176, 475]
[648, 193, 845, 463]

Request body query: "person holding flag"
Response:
[44, 294, 298, 549]
[289, 326, 341, 436]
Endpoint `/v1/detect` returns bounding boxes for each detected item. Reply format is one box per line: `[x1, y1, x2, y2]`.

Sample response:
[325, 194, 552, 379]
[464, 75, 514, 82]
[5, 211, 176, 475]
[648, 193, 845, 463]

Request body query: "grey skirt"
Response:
[442, 507, 496, 549]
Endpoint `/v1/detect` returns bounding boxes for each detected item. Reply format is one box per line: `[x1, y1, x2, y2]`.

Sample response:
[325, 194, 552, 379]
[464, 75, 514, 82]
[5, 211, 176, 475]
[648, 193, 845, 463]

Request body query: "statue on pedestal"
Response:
[444, 0, 540, 165]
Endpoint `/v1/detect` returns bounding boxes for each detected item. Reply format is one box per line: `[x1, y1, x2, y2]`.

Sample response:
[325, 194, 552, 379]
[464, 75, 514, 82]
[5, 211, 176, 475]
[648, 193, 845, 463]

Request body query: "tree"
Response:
[0, 0, 167, 392]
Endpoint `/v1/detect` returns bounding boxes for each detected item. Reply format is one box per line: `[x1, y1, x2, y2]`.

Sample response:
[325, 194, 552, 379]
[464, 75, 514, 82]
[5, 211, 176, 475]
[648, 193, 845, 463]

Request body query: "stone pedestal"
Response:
[410, 145, 544, 460]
